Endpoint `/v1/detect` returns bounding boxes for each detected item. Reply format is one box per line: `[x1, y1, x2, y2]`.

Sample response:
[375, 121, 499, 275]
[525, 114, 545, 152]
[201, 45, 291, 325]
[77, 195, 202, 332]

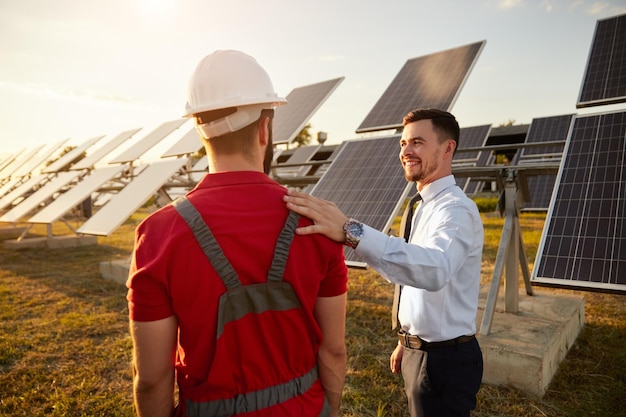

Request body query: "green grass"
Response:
[0, 210, 625, 416]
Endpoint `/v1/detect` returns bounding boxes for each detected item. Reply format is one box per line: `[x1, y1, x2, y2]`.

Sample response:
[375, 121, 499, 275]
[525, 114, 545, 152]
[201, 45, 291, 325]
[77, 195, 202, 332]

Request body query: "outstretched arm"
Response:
[283, 190, 348, 243]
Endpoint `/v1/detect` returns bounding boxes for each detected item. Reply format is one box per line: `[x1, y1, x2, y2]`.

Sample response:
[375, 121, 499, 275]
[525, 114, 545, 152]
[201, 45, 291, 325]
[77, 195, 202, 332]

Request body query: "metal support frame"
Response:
[479, 172, 533, 335]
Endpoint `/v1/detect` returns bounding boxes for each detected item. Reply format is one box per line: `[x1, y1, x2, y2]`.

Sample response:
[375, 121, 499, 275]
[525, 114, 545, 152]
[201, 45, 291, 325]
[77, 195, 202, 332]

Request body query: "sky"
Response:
[1, 0, 626, 159]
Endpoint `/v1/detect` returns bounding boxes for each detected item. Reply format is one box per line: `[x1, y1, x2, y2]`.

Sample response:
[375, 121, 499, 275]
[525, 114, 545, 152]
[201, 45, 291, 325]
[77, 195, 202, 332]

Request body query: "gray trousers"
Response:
[401, 338, 483, 417]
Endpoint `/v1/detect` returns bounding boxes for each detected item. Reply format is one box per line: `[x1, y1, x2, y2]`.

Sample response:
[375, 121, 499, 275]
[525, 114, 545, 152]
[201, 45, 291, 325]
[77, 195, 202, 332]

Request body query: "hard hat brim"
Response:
[183, 95, 287, 118]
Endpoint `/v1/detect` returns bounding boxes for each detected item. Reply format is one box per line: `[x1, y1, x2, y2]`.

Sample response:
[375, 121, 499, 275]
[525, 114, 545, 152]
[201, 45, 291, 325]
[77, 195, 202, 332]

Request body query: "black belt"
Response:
[398, 331, 475, 350]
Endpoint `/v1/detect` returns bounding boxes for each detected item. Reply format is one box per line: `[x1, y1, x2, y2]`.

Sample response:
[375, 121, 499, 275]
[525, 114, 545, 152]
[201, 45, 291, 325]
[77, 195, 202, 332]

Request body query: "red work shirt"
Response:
[127, 171, 348, 416]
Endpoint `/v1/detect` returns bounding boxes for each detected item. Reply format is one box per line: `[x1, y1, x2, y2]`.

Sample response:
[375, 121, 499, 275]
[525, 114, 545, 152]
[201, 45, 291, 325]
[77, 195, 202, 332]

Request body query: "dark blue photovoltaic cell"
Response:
[273, 78, 344, 144]
[577, 13, 626, 108]
[515, 114, 574, 210]
[532, 110, 626, 292]
[310, 135, 410, 266]
[453, 124, 491, 194]
[356, 41, 485, 133]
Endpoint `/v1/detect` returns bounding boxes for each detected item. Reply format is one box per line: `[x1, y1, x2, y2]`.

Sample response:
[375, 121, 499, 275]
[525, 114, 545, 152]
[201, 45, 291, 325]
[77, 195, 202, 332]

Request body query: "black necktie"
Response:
[402, 193, 422, 242]
[392, 193, 422, 329]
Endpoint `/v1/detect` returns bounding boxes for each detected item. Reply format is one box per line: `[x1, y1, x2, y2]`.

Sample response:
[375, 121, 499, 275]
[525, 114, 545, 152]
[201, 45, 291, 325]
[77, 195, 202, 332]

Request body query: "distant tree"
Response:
[292, 123, 312, 147]
[45, 145, 84, 171]
[498, 119, 516, 127]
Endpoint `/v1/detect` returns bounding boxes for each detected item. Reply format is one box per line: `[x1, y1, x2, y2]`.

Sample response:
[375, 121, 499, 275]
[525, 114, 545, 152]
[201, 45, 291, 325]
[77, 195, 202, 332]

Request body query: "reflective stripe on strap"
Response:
[185, 366, 319, 417]
[267, 210, 300, 282]
[215, 281, 301, 338]
[172, 197, 241, 290]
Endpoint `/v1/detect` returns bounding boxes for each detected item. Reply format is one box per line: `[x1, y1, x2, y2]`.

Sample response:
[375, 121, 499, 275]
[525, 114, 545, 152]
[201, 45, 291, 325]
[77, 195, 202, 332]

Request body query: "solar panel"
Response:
[515, 114, 574, 210]
[107, 119, 187, 164]
[577, 13, 626, 108]
[356, 41, 486, 133]
[0, 177, 23, 199]
[71, 128, 141, 170]
[532, 110, 626, 292]
[77, 158, 188, 236]
[13, 139, 69, 177]
[273, 145, 322, 177]
[189, 157, 209, 183]
[0, 145, 46, 179]
[273, 77, 344, 145]
[0, 152, 19, 176]
[516, 115, 573, 162]
[0, 171, 81, 223]
[160, 126, 202, 158]
[453, 124, 491, 193]
[0, 175, 48, 211]
[310, 135, 409, 267]
[27, 165, 126, 224]
[42, 135, 104, 173]
[464, 151, 494, 195]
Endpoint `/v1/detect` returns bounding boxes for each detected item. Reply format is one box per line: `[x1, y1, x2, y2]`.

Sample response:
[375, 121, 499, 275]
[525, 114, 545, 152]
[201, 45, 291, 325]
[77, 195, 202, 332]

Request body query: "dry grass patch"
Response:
[0, 210, 624, 416]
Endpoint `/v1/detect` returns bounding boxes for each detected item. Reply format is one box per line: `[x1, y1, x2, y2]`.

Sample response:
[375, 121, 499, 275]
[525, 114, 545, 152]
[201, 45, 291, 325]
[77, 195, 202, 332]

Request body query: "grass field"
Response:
[0, 210, 624, 416]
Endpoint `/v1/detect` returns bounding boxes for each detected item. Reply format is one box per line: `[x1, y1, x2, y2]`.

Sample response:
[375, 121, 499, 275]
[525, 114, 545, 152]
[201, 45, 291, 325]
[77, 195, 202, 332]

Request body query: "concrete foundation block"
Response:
[3, 235, 98, 249]
[100, 258, 131, 285]
[476, 290, 585, 397]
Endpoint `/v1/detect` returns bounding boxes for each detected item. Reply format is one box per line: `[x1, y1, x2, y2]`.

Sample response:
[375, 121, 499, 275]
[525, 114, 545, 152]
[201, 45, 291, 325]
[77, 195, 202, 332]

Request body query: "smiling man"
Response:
[284, 109, 484, 417]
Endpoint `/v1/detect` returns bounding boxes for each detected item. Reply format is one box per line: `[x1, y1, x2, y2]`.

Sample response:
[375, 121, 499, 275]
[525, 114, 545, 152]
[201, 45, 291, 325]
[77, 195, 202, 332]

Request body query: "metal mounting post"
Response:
[479, 171, 533, 335]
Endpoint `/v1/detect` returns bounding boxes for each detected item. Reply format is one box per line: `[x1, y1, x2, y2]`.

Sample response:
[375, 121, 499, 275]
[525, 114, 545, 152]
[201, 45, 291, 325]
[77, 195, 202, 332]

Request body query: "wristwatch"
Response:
[343, 218, 364, 249]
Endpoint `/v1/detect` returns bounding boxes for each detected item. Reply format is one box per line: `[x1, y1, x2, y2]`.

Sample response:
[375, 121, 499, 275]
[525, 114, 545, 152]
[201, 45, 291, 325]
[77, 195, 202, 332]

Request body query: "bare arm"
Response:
[284, 190, 348, 243]
[130, 316, 178, 417]
[314, 293, 348, 417]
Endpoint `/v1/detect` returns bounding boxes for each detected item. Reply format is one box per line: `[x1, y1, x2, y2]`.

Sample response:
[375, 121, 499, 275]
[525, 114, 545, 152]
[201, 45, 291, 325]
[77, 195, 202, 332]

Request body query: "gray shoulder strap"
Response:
[172, 196, 300, 286]
[268, 209, 300, 282]
[172, 197, 241, 289]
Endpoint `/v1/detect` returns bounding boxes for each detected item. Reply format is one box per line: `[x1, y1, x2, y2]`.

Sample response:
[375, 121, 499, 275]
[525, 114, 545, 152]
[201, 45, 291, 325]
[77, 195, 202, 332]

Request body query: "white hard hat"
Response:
[184, 50, 287, 139]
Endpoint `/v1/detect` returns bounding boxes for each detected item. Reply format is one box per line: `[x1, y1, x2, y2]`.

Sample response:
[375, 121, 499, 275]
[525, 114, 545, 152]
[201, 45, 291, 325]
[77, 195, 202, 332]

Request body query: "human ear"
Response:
[258, 116, 270, 146]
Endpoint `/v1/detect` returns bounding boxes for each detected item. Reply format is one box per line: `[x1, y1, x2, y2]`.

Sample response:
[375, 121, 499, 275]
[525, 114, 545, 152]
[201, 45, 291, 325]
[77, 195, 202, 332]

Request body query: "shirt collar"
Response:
[415, 175, 456, 203]
[194, 170, 277, 189]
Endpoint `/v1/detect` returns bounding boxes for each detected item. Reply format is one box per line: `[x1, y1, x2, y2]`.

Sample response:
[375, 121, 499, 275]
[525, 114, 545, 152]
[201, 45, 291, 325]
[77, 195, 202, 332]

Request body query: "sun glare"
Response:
[135, 0, 177, 22]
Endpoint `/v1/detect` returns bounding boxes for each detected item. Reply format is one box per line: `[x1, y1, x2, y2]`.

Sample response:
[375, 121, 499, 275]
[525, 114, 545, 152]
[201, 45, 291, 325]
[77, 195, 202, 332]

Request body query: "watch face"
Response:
[348, 220, 363, 237]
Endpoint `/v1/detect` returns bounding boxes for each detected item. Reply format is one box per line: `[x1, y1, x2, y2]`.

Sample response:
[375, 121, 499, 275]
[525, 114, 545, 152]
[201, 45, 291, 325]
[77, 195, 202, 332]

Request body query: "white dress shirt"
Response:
[355, 175, 484, 342]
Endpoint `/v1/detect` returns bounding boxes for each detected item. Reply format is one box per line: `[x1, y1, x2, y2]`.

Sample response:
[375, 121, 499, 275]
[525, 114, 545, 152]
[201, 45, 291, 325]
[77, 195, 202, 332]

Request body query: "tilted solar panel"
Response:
[577, 13, 626, 108]
[160, 126, 202, 158]
[42, 135, 104, 174]
[273, 77, 344, 145]
[310, 135, 410, 267]
[356, 41, 485, 133]
[0, 171, 82, 223]
[532, 110, 626, 292]
[273, 144, 322, 178]
[71, 128, 141, 170]
[517, 114, 574, 210]
[77, 158, 188, 236]
[107, 119, 187, 165]
[453, 124, 492, 193]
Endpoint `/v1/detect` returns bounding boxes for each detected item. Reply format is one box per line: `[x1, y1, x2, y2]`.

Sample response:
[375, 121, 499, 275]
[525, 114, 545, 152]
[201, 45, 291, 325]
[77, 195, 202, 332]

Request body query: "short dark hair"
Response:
[402, 109, 460, 149]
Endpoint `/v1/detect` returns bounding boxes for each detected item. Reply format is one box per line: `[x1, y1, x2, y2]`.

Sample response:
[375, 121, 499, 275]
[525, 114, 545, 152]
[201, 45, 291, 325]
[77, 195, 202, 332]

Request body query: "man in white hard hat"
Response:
[127, 50, 348, 417]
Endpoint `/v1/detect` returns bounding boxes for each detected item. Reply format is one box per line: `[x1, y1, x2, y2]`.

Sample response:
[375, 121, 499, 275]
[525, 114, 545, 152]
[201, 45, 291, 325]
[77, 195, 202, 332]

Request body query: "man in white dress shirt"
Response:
[284, 108, 484, 417]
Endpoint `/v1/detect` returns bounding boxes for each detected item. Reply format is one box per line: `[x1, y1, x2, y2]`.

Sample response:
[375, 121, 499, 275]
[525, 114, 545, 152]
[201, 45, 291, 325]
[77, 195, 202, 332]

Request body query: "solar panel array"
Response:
[107, 119, 187, 165]
[516, 114, 574, 211]
[273, 77, 344, 145]
[273, 145, 322, 177]
[577, 13, 626, 108]
[453, 124, 492, 194]
[356, 41, 485, 133]
[532, 110, 626, 292]
[310, 135, 409, 266]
